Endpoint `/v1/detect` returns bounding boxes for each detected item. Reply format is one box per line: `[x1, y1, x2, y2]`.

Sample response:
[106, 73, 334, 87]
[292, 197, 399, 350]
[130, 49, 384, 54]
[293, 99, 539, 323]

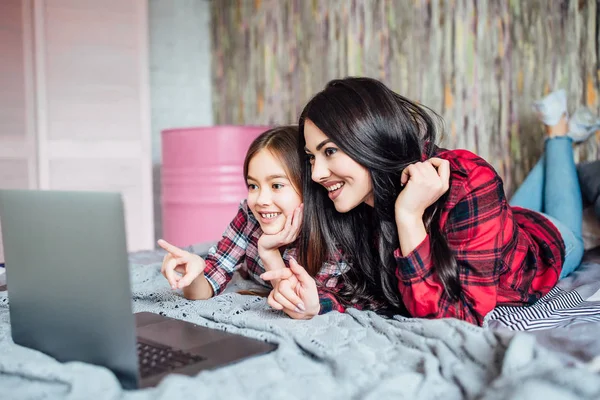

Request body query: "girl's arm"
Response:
[257, 249, 285, 287]
[257, 205, 302, 265]
[182, 270, 214, 300]
[158, 239, 214, 300]
[201, 201, 254, 295]
[159, 201, 253, 298]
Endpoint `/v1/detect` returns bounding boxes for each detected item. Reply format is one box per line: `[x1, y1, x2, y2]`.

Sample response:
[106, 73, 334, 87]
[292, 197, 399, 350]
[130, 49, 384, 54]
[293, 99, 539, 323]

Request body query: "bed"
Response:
[1, 244, 599, 399]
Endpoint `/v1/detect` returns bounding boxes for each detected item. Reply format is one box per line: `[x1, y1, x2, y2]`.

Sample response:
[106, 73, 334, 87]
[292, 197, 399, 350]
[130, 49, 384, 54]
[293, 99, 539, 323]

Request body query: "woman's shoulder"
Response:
[434, 148, 501, 184]
[434, 149, 506, 219]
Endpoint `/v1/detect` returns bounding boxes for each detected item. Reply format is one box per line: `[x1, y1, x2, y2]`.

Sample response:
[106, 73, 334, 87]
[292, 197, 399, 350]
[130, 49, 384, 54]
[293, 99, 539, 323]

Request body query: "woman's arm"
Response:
[395, 171, 512, 325]
[395, 212, 427, 256]
[264, 257, 349, 318]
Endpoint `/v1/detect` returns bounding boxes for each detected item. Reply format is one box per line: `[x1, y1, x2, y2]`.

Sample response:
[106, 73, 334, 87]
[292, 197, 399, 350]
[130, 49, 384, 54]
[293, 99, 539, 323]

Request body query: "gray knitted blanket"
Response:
[1, 250, 599, 400]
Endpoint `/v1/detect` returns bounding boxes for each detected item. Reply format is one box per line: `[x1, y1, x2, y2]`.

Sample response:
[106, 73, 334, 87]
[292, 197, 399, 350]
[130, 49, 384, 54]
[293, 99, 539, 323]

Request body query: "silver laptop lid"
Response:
[0, 190, 139, 389]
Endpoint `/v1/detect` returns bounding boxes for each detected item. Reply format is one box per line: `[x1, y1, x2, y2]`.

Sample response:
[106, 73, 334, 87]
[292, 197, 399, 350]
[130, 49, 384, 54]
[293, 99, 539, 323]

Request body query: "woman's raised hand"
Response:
[394, 157, 450, 220]
[260, 257, 320, 319]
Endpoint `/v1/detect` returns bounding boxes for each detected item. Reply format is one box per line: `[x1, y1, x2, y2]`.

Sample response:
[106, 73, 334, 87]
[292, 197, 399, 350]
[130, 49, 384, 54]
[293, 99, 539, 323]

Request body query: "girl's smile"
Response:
[246, 149, 302, 234]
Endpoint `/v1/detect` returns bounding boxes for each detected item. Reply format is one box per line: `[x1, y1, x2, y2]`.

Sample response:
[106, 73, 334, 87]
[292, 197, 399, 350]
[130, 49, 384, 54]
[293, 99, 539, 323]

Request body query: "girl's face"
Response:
[246, 148, 302, 234]
[303, 120, 374, 213]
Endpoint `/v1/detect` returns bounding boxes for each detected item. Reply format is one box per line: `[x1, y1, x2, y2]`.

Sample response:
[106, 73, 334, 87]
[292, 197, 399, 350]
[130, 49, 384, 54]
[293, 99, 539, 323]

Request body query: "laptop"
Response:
[0, 189, 277, 389]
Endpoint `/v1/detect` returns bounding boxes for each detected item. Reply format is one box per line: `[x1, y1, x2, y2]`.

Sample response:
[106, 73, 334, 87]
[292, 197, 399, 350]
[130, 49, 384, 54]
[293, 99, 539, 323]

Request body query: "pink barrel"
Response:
[161, 126, 269, 247]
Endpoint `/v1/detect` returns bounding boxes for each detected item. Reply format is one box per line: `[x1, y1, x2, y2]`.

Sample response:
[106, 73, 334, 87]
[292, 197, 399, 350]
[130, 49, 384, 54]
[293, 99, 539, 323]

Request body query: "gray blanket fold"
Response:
[1, 252, 599, 400]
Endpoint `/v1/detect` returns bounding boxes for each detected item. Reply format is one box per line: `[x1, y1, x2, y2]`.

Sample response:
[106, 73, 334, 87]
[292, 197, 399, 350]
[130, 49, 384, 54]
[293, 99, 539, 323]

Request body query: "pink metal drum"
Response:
[161, 126, 269, 247]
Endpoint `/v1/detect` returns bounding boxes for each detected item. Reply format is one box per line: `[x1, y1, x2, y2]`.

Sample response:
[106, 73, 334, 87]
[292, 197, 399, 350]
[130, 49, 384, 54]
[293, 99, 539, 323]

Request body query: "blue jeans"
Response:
[510, 137, 585, 279]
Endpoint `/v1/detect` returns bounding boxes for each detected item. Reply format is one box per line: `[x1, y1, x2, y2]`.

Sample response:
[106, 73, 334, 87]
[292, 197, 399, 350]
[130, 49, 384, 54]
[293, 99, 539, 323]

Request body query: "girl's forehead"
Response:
[247, 149, 288, 176]
[249, 148, 279, 165]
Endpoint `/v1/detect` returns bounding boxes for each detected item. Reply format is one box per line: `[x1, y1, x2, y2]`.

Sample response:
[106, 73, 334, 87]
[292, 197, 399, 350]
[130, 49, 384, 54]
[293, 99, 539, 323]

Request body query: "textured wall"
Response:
[149, 0, 214, 164]
[149, 0, 213, 241]
[211, 0, 600, 194]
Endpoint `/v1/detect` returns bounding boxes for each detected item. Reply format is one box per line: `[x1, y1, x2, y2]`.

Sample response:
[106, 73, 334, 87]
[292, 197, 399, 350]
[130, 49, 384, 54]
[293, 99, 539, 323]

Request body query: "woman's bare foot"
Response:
[545, 114, 569, 138]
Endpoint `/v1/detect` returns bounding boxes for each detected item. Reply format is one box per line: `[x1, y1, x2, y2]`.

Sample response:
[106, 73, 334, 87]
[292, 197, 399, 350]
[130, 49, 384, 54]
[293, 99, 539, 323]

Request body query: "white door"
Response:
[33, 0, 153, 251]
[0, 0, 37, 262]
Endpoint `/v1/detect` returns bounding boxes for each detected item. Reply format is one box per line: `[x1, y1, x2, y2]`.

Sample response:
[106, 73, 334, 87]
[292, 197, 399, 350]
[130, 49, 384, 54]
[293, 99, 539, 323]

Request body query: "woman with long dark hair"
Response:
[261, 78, 593, 325]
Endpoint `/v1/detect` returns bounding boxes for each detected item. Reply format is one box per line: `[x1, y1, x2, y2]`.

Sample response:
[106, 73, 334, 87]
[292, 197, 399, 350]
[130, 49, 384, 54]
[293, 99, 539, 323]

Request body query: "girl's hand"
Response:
[257, 204, 303, 252]
[158, 239, 206, 290]
[260, 257, 320, 320]
[395, 158, 450, 221]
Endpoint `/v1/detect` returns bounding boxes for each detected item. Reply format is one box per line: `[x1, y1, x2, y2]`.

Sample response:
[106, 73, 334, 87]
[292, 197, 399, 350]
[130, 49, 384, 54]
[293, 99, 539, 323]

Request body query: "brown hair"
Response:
[238, 125, 303, 296]
[243, 125, 302, 196]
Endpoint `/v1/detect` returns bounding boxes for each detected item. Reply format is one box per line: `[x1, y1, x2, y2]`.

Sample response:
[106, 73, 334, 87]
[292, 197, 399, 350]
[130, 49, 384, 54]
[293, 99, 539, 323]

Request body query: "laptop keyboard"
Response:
[137, 340, 205, 378]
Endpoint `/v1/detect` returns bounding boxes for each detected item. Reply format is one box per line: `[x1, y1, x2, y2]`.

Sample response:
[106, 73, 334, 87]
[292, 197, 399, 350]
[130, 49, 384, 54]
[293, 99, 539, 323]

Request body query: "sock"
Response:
[532, 89, 567, 126]
[568, 107, 600, 143]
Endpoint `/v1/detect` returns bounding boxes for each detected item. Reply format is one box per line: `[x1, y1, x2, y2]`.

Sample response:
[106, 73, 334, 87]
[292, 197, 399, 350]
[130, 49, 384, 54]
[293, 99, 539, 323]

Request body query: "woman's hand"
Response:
[395, 158, 450, 221]
[260, 257, 320, 320]
[158, 239, 206, 290]
[257, 204, 303, 253]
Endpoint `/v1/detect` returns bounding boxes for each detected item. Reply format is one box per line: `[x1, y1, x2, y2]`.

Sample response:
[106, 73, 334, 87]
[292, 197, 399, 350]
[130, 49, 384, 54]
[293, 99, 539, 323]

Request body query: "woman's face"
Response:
[303, 119, 374, 213]
[246, 149, 302, 234]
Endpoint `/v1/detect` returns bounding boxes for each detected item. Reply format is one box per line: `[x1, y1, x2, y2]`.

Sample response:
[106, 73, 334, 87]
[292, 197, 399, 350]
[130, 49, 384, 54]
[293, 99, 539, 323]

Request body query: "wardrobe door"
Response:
[34, 0, 154, 251]
[0, 0, 37, 262]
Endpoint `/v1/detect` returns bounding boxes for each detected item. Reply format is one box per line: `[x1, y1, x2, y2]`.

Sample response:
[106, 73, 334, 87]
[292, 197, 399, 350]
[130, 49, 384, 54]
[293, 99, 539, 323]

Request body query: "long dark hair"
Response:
[298, 77, 460, 313]
[243, 126, 302, 195]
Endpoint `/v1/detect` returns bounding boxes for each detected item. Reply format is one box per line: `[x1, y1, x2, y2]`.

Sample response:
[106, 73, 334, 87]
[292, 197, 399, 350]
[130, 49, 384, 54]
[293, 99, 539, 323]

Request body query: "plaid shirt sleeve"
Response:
[395, 167, 513, 326]
[203, 201, 252, 295]
[314, 259, 350, 314]
[317, 290, 345, 314]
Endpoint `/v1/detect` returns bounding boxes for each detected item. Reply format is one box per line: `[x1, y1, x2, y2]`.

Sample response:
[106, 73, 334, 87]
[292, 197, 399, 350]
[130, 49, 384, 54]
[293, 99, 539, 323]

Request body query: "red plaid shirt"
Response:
[324, 149, 565, 325]
[203, 200, 347, 313]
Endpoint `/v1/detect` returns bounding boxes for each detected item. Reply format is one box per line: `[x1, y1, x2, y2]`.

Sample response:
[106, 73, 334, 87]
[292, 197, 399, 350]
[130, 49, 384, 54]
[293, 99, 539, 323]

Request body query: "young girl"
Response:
[158, 126, 344, 319]
[262, 78, 595, 325]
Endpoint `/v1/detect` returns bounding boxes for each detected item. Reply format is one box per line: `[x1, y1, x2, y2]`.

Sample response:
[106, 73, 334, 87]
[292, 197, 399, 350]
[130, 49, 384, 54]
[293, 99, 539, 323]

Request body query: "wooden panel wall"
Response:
[211, 0, 600, 195]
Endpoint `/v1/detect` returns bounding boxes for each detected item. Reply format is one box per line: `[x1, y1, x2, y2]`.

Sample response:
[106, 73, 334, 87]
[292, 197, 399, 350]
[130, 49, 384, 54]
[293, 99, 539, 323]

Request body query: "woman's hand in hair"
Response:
[260, 257, 320, 320]
[157, 239, 214, 300]
[395, 157, 451, 221]
[257, 204, 303, 253]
